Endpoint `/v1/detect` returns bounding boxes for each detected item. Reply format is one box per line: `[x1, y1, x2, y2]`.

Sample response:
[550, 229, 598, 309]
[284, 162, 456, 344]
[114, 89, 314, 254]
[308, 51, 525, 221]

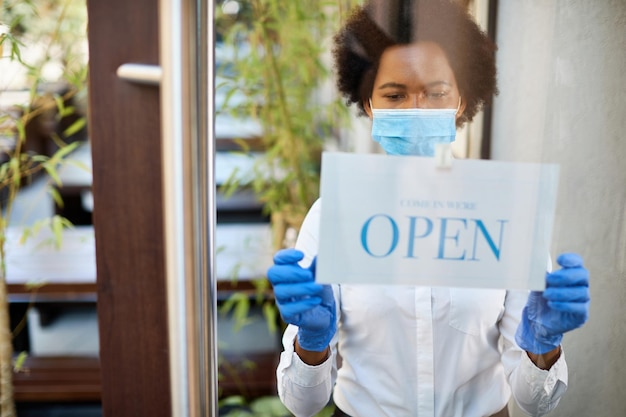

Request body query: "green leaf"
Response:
[219, 395, 247, 408]
[9, 157, 21, 187]
[232, 295, 251, 331]
[15, 119, 26, 143]
[232, 138, 251, 153]
[64, 158, 91, 173]
[59, 105, 76, 119]
[262, 301, 278, 334]
[249, 396, 290, 416]
[9, 35, 28, 67]
[221, 166, 242, 198]
[24, 280, 47, 290]
[252, 277, 270, 304]
[19, 228, 31, 245]
[65, 65, 89, 89]
[219, 291, 246, 316]
[49, 215, 73, 249]
[229, 262, 242, 284]
[31, 217, 50, 236]
[53, 94, 66, 117]
[48, 186, 64, 208]
[220, 86, 240, 110]
[30, 155, 50, 163]
[241, 358, 256, 371]
[42, 162, 62, 186]
[13, 351, 28, 372]
[47, 140, 80, 169]
[0, 161, 10, 181]
[60, 216, 74, 229]
[62, 117, 86, 138]
[56, 140, 81, 158]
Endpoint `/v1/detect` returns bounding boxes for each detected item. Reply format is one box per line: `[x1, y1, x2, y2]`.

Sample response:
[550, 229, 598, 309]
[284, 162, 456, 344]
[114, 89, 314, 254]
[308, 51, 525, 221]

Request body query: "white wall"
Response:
[492, 1, 626, 416]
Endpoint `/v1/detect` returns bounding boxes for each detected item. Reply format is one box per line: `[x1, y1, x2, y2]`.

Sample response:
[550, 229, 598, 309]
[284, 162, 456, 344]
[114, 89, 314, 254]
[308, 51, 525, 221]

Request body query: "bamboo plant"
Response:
[216, 0, 360, 326]
[0, 1, 88, 415]
[217, 0, 360, 250]
[215, 2, 359, 413]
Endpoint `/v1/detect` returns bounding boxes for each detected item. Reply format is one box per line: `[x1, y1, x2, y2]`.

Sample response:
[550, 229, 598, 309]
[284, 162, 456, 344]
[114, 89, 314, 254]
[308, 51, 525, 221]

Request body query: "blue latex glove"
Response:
[515, 253, 590, 354]
[267, 249, 337, 352]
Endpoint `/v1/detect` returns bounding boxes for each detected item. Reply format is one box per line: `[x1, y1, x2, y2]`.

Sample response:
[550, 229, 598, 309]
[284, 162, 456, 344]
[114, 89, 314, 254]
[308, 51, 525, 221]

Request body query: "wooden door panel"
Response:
[86, 0, 171, 415]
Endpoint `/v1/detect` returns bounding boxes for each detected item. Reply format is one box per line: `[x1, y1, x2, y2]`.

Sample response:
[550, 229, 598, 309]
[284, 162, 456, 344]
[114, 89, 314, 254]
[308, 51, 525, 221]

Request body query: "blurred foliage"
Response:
[1, 0, 88, 88]
[215, 1, 360, 410]
[219, 394, 335, 417]
[216, 0, 361, 327]
[216, 0, 360, 250]
[0, 1, 89, 415]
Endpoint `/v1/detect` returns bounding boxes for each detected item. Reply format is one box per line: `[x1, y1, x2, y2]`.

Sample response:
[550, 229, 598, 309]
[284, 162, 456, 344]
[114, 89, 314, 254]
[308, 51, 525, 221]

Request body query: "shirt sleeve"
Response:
[276, 325, 339, 417]
[500, 290, 569, 416]
[275, 199, 340, 417]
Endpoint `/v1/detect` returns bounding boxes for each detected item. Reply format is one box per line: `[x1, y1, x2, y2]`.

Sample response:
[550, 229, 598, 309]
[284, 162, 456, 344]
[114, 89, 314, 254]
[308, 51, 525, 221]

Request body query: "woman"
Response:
[268, 1, 590, 416]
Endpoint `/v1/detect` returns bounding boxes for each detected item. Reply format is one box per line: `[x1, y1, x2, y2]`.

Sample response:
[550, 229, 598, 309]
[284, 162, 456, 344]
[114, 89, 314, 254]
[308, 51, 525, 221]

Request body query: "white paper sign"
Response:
[316, 152, 559, 290]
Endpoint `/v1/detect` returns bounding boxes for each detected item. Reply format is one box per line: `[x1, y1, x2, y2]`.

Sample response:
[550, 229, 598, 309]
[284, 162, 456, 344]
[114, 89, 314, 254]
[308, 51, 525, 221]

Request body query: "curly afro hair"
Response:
[332, 0, 497, 127]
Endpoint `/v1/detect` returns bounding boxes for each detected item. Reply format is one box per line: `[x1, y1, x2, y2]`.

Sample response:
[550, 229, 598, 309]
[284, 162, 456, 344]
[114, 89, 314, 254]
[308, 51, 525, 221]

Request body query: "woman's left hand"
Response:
[515, 253, 590, 354]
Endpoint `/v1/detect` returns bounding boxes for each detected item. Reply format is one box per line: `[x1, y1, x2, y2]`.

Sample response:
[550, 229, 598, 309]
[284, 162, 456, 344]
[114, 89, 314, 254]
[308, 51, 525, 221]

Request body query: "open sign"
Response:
[316, 152, 559, 290]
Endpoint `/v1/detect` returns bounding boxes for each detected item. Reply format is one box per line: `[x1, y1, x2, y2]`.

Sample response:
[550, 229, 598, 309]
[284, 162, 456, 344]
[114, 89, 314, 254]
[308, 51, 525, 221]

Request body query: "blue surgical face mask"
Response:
[370, 101, 459, 157]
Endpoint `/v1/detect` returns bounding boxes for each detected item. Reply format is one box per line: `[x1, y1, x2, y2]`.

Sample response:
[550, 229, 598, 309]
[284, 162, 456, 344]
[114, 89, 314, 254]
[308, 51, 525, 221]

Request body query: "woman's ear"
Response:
[363, 98, 373, 119]
[455, 96, 467, 121]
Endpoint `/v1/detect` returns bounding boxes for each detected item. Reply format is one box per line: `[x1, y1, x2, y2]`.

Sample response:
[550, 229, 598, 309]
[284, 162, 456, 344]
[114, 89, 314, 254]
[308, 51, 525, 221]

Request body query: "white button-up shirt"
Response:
[277, 200, 568, 417]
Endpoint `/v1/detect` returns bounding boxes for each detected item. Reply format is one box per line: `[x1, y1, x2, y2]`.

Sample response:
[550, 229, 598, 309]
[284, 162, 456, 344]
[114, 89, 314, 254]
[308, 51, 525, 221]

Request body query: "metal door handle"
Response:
[116, 63, 162, 85]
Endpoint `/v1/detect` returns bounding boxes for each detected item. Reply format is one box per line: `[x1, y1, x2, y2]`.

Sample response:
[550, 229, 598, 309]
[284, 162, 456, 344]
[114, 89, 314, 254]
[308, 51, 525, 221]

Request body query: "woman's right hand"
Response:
[267, 249, 336, 352]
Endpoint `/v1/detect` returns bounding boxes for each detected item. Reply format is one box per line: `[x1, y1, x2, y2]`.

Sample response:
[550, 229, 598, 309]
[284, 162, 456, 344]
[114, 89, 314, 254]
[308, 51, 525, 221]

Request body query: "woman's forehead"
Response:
[375, 42, 457, 88]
